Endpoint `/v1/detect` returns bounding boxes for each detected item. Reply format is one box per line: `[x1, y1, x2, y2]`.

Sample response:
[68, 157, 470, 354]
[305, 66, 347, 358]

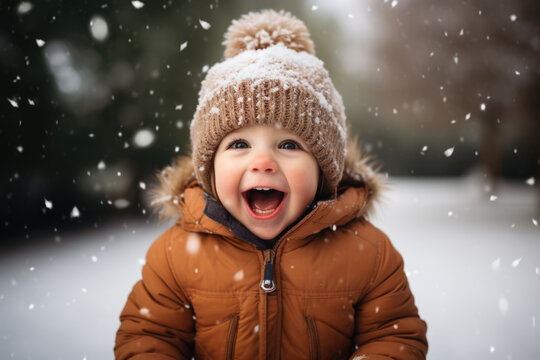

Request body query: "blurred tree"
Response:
[1, 0, 222, 240]
[0, 0, 311, 241]
[367, 0, 539, 187]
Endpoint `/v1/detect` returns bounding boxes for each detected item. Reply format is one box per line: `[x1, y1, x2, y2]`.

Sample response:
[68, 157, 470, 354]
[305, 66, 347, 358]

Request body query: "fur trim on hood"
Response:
[150, 140, 385, 222]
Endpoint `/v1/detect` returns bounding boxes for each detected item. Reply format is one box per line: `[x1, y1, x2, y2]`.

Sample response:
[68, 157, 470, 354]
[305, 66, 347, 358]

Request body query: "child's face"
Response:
[214, 125, 319, 240]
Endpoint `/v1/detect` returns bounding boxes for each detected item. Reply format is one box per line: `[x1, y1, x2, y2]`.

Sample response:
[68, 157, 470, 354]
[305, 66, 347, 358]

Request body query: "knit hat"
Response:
[190, 9, 347, 197]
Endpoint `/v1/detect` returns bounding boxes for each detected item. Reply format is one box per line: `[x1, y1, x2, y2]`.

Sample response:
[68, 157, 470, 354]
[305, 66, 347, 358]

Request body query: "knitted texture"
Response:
[190, 10, 347, 196]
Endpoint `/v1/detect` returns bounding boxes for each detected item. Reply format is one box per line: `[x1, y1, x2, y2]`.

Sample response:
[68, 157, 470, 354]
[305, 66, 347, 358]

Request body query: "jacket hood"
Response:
[150, 140, 384, 222]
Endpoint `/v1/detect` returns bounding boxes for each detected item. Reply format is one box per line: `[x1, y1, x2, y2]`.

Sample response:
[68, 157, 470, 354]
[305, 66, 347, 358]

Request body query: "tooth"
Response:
[255, 187, 271, 191]
[254, 208, 274, 214]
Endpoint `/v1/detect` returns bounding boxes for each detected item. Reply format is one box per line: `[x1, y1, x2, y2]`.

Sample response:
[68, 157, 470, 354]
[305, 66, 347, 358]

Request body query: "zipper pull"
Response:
[260, 250, 276, 293]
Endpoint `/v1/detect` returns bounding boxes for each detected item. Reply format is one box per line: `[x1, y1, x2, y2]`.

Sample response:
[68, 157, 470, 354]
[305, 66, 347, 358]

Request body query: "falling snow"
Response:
[44, 198, 53, 209]
[17, 1, 33, 14]
[444, 147, 454, 157]
[131, 1, 144, 9]
[70, 206, 80, 218]
[114, 199, 130, 209]
[186, 234, 201, 254]
[8, 98, 19, 108]
[180, 41, 188, 51]
[233, 270, 244, 281]
[199, 19, 211, 30]
[90, 15, 108, 41]
[525, 177, 535, 186]
[133, 129, 155, 148]
[36, 39, 45, 47]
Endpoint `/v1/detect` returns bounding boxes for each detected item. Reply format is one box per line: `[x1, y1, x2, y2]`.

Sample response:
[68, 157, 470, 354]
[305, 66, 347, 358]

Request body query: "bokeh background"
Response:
[1, 0, 539, 359]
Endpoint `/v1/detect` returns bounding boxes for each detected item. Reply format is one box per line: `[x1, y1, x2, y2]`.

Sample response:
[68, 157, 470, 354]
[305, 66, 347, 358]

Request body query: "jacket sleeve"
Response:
[350, 229, 428, 360]
[115, 227, 194, 360]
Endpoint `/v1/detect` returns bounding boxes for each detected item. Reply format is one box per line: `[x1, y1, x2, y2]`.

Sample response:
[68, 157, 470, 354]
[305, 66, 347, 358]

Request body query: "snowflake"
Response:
[199, 19, 211, 30]
[131, 1, 144, 9]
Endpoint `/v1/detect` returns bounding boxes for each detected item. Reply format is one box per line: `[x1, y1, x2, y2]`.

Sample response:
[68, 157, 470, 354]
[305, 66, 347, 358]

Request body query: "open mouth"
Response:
[243, 187, 286, 219]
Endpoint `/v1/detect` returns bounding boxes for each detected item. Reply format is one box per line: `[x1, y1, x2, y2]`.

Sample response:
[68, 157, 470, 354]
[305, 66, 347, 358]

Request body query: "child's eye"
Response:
[279, 140, 301, 150]
[228, 139, 249, 149]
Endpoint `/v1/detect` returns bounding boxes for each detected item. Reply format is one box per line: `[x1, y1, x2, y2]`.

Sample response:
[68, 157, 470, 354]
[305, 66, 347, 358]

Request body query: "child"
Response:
[115, 10, 427, 360]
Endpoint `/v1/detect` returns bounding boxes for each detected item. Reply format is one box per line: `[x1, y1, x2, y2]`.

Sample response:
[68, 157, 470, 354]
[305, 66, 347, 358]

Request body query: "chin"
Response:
[250, 226, 282, 240]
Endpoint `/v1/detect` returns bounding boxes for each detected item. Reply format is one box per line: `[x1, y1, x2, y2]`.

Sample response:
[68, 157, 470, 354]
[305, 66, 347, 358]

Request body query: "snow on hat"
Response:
[190, 9, 347, 197]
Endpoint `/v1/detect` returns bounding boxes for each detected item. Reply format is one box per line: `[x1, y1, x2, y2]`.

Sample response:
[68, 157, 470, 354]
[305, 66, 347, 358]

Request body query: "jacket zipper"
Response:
[305, 316, 319, 360]
[225, 315, 239, 360]
[260, 249, 276, 293]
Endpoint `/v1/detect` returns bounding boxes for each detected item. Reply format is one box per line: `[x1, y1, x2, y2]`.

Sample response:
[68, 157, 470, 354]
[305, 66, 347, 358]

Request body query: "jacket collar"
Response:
[178, 181, 368, 252]
[203, 193, 275, 250]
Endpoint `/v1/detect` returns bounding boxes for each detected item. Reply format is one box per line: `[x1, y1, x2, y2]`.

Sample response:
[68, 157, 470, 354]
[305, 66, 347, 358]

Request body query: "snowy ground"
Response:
[1, 177, 539, 360]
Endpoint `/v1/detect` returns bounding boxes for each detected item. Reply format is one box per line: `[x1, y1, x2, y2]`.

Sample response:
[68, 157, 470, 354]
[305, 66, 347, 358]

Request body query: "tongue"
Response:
[249, 190, 282, 211]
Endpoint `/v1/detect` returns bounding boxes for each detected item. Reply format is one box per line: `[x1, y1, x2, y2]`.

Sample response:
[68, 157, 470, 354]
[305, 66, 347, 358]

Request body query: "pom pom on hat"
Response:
[223, 9, 315, 58]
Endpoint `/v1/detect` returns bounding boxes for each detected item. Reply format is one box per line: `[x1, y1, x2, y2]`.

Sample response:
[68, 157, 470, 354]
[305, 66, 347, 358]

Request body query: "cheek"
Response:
[287, 161, 319, 201]
[214, 156, 240, 202]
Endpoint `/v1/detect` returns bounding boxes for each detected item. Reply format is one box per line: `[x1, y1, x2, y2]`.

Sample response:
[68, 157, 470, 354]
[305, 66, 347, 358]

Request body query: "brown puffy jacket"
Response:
[115, 150, 428, 360]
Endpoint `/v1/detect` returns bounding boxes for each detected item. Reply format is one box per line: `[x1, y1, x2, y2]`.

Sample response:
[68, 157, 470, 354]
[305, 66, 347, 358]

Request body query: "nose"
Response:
[250, 152, 277, 173]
